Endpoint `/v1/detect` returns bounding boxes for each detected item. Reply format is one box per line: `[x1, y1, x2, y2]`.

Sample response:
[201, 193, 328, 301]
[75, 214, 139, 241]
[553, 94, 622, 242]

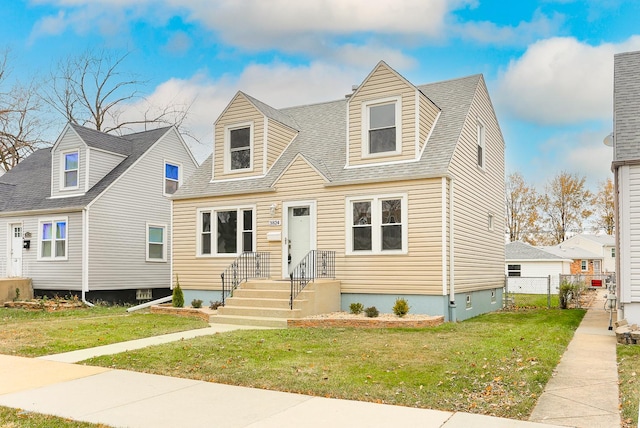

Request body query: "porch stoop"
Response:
[211, 279, 341, 328]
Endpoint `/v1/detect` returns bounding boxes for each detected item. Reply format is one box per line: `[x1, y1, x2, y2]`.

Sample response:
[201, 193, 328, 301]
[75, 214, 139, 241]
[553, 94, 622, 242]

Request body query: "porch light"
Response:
[270, 203, 277, 217]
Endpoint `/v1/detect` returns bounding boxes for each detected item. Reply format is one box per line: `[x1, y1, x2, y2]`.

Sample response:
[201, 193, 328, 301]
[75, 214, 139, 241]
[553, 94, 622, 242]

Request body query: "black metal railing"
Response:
[220, 252, 270, 305]
[289, 250, 335, 309]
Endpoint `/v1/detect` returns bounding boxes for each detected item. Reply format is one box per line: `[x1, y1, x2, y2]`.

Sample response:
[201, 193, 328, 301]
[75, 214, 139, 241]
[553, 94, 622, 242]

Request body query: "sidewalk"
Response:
[529, 288, 620, 427]
[0, 298, 619, 428]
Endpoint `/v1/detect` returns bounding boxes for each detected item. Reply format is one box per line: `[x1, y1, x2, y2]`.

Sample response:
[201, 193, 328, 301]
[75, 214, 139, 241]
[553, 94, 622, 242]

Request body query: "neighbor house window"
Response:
[225, 123, 253, 172]
[146, 224, 166, 261]
[611, 248, 616, 258]
[39, 219, 67, 260]
[164, 162, 180, 195]
[63, 151, 79, 189]
[581, 260, 588, 271]
[199, 207, 255, 256]
[477, 120, 485, 169]
[347, 195, 407, 254]
[362, 97, 401, 156]
[507, 264, 521, 277]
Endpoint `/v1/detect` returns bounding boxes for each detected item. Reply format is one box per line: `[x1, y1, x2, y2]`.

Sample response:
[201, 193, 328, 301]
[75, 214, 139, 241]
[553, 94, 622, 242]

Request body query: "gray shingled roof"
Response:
[614, 51, 640, 162]
[506, 241, 566, 261]
[541, 245, 602, 260]
[174, 73, 488, 199]
[0, 125, 171, 214]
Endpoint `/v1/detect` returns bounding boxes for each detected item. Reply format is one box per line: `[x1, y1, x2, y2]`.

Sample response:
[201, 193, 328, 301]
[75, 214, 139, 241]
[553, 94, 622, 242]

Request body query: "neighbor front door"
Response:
[9, 224, 22, 277]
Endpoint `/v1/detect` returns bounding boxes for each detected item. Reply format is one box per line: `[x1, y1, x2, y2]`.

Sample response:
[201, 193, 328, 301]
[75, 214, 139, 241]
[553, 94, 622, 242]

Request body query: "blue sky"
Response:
[3, 0, 640, 191]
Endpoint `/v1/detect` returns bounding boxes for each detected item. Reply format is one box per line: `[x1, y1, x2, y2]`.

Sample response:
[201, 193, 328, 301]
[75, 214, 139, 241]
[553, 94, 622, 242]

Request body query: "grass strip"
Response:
[0, 406, 110, 427]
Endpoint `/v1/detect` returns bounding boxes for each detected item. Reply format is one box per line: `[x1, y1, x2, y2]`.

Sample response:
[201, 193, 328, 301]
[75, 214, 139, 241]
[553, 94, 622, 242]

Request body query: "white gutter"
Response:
[127, 295, 172, 312]
[449, 177, 456, 322]
[81, 208, 94, 307]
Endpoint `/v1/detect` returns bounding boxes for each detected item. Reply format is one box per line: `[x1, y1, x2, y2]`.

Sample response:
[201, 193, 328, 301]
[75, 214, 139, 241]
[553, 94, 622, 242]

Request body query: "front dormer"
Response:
[50, 124, 126, 198]
[346, 61, 440, 167]
[212, 92, 298, 181]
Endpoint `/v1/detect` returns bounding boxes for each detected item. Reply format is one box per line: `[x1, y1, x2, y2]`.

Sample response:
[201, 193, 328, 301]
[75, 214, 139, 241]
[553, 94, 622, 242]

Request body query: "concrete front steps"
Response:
[211, 279, 340, 328]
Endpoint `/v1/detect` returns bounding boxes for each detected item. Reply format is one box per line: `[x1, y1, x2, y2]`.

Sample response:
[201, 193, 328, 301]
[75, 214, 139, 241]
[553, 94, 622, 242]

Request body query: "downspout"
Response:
[448, 177, 456, 322]
[81, 208, 94, 307]
[614, 166, 622, 320]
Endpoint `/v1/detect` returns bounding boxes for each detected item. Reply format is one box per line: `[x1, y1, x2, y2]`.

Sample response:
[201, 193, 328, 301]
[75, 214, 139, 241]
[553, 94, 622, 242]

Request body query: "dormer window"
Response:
[63, 151, 79, 189]
[164, 161, 180, 195]
[225, 122, 253, 172]
[362, 97, 401, 157]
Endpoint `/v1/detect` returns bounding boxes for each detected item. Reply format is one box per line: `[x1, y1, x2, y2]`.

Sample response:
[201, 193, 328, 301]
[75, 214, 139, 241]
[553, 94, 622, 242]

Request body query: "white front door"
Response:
[9, 224, 22, 277]
[593, 260, 601, 274]
[284, 202, 316, 276]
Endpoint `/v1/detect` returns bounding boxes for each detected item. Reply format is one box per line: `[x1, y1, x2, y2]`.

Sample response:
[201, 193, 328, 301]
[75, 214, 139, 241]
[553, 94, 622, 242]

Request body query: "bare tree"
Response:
[541, 171, 593, 244]
[42, 49, 191, 135]
[0, 50, 48, 171]
[505, 172, 542, 243]
[592, 178, 615, 235]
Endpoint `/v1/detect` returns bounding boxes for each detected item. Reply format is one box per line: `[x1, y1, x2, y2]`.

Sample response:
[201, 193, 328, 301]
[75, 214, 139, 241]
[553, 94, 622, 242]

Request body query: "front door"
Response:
[9, 224, 22, 277]
[284, 202, 315, 276]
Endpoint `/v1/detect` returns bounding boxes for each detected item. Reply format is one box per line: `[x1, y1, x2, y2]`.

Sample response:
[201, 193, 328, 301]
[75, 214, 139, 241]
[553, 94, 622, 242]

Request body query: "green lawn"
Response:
[86, 309, 585, 420]
[0, 306, 208, 357]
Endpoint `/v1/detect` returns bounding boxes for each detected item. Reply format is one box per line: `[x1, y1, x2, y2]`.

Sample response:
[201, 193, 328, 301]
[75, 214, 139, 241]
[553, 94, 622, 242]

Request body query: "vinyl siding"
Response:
[418, 91, 440, 153]
[87, 148, 126, 189]
[173, 156, 446, 295]
[623, 165, 640, 301]
[213, 95, 264, 179]
[51, 129, 87, 197]
[267, 120, 296, 170]
[87, 129, 197, 291]
[348, 64, 418, 166]
[0, 212, 83, 290]
[447, 78, 505, 294]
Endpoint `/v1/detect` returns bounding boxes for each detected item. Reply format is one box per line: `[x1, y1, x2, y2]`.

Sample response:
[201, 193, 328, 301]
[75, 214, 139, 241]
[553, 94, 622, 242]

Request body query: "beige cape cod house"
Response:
[172, 61, 505, 322]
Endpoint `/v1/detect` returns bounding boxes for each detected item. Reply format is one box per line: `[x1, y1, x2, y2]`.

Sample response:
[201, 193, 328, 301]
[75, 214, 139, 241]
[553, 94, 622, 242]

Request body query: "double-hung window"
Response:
[507, 264, 521, 277]
[347, 195, 407, 254]
[164, 162, 180, 195]
[63, 151, 79, 189]
[39, 219, 67, 260]
[363, 97, 401, 156]
[226, 123, 252, 172]
[199, 207, 255, 256]
[147, 224, 166, 261]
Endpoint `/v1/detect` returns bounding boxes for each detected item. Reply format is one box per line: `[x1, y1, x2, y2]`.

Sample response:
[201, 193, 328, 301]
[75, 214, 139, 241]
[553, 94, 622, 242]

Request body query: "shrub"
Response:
[191, 299, 203, 308]
[559, 281, 579, 309]
[364, 306, 379, 318]
[210, 300, 223, 310]
[172, 277, 184, 308]
[393, 298, 410, 317]
[349, 302, 364, 315]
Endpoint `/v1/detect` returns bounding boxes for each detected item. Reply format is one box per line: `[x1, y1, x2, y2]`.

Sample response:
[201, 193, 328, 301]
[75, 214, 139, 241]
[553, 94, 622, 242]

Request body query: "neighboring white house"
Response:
[0, 123, 198, 303]
[505, 241, 572, 293]
[612, 50, 640, 324]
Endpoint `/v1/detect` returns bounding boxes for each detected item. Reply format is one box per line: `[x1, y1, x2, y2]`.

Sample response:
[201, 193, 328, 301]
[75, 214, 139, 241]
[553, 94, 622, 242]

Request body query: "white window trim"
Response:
[361, 96, 402, 159]
[477, 118, 486, 171]
[224, 122, 254, 174]
[146, 223, 167, 262]
[163, 160, 182, 197]
[37, 217, 69, 261]
[345, 193, 408, 255]
[196, 205, 257, 257]
[61, 150, 80, 191]
[581, 260, 588, 271]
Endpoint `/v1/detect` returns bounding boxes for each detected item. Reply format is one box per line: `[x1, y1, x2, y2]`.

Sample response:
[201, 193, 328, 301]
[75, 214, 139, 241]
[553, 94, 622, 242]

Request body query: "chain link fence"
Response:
[504, 276, 558, 309]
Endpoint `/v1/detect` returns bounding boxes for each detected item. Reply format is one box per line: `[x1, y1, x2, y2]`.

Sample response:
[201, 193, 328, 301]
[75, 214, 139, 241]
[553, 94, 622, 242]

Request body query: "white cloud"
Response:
[495, 36, 640, 125]
[118, 61, 364, 162]
[454, 10, 564, 46]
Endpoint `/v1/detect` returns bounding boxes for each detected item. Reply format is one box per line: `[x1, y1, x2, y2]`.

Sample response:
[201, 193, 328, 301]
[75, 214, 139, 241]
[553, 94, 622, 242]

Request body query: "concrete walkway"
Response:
[0, 297, 620, 428]
[529, 289, 620, 427]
